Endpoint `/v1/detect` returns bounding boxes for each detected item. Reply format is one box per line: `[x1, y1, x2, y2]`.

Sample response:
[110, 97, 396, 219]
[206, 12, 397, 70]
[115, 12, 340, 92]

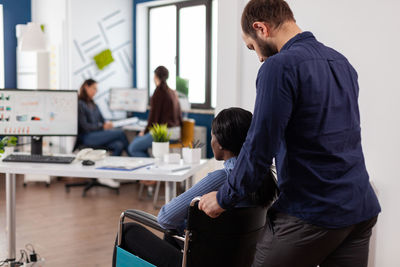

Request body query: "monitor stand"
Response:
[31, 136, 43, 155]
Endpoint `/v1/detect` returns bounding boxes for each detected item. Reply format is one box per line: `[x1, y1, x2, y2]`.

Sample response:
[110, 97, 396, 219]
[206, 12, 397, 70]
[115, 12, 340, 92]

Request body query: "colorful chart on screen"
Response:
[0, 90, 78, 136]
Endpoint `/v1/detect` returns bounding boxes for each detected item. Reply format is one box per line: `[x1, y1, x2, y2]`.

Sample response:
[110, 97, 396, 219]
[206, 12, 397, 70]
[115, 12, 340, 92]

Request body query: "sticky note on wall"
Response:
[93, 49, 114, 70]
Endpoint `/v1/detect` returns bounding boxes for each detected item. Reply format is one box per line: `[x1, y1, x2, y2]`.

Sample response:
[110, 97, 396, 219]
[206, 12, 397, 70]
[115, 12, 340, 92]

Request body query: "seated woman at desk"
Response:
[127, 66, 182, 157]
[113, 108, 274, 267]
[78, 79, 129, 156]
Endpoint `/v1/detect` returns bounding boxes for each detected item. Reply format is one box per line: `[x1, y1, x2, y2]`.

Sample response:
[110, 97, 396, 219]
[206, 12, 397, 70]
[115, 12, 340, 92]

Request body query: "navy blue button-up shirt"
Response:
[217, 32, 380, 228]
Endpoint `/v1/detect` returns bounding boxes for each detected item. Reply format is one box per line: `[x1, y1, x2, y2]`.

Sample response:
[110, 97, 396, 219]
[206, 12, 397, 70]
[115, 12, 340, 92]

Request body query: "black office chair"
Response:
[64, 138, 119, 197]
[116, 197, 268, 267]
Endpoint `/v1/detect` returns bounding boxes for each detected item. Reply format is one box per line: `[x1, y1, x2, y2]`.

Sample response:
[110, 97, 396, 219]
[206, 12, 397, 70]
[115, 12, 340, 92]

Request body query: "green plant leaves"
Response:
[0, 136, 17, 153]
[149, 123, 170, 142]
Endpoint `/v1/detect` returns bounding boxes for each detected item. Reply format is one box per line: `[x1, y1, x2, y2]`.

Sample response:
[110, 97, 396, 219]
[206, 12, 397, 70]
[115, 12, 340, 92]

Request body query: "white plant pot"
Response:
[4, 146, 14, 155]
[1, 146, 14, 160]
[152, 141, 170, 159]
[182, 147, 201, 164]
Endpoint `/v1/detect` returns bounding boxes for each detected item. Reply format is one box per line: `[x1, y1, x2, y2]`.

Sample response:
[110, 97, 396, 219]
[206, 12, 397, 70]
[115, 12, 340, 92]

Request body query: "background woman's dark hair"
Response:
[78, 78, 97, 103]
[154, 66, 170, 91]
[241, 0, 295, 38]
[212, 107, 252, 156]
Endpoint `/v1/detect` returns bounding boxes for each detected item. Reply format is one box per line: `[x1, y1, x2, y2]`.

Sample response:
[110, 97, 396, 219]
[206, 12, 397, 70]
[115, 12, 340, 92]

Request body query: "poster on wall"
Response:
[70, 0, 133, 120]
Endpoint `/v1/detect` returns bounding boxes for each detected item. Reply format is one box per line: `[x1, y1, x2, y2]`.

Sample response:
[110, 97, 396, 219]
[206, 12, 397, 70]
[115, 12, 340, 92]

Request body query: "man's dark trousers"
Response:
[252, 211, 378, 267]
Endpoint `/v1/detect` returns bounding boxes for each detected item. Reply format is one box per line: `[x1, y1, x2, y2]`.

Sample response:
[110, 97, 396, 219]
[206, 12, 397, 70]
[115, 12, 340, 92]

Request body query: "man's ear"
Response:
[252, 21, 270, 38]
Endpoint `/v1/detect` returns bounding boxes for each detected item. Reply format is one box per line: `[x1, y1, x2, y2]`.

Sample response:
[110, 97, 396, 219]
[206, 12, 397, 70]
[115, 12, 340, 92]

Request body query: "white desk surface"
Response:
[0, 156, 208, 182]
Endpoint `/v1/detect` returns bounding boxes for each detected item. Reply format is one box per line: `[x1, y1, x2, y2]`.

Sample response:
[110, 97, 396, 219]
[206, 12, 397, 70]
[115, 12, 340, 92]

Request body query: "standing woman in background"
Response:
[128, 66, 182, 157]
[78, 79, 129, 156]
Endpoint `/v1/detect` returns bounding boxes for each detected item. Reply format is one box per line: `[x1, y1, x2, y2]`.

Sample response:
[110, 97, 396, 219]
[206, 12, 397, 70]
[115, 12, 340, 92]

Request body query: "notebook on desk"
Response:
[97, 161, 154, 171]
[147, 164, 191, 173]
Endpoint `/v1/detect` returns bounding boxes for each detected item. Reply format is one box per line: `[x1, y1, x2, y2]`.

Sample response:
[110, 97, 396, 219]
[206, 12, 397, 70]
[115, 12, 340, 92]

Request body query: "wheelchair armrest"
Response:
[118, 209, 185, 246]
[124, 209, 166, 233]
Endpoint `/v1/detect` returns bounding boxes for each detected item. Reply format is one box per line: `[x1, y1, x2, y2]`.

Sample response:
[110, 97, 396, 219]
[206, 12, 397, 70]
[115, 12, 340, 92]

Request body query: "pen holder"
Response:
[182, 147, 201, 164]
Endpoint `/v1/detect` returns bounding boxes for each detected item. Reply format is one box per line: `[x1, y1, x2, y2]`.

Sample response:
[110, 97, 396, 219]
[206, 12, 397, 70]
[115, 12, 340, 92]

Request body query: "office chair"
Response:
[116, 197, 268, 267]
[64, 138, 119, 197]
[169, 118, 195, 149]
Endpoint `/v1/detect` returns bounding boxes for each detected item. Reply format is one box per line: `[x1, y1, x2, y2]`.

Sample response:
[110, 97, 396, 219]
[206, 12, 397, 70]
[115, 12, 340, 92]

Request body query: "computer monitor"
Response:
[109, 88, 148, 112]
[0, 89, 78, 154]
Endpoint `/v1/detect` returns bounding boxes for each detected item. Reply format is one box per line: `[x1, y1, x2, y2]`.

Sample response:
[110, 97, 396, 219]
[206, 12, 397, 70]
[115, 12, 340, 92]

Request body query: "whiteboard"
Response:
[70, 0, 133, 120]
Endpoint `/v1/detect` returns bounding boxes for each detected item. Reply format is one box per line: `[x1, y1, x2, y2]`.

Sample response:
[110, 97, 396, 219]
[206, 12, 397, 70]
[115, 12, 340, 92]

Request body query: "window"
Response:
[148, 0, 214, 109]
[148, 5, 176, 97]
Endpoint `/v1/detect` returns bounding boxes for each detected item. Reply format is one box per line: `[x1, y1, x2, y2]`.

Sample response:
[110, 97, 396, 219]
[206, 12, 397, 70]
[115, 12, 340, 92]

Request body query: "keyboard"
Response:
[3, 154, 75, 164]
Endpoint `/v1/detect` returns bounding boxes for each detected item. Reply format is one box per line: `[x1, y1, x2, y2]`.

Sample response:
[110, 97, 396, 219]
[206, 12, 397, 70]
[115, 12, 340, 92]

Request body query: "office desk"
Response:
[0, 156, 208, 262]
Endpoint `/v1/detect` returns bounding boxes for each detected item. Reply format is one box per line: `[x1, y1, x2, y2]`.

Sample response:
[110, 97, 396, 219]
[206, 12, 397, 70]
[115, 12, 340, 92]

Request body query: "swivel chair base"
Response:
[65, 179, 120, 197]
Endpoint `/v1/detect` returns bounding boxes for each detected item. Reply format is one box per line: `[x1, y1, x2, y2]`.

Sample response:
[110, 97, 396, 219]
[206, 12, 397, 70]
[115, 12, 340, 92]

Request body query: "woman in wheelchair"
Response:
[113, 107, 271, 267]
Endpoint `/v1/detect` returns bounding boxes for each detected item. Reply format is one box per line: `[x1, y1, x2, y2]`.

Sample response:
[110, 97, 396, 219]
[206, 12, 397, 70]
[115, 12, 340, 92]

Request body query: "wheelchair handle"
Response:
[117, 212, 125, 246]
[190, 196, 202, 207]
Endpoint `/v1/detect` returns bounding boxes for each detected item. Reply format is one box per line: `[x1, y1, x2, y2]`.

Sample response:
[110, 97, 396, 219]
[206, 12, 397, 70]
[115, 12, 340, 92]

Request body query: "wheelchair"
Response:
[116, 197, 268, 267]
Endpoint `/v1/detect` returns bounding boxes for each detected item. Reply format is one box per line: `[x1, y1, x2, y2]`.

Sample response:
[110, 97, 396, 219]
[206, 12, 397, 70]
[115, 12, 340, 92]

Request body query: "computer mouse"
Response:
[82, 160, 95, 166]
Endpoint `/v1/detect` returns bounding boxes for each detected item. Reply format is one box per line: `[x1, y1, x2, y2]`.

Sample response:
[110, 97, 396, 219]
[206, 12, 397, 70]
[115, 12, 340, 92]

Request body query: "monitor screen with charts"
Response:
[109, 88, 148, 112]
[0, 89, 78, 136]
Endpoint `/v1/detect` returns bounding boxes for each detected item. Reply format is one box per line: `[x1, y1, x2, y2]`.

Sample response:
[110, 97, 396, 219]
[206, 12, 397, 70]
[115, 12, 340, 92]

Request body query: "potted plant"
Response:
[0, 136, 17, 157]
[150, 123, 170, 159]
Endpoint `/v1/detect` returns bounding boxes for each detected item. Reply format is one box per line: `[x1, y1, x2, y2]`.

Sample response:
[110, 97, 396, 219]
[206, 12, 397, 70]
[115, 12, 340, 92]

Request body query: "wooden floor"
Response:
[0, 175, 163, 266]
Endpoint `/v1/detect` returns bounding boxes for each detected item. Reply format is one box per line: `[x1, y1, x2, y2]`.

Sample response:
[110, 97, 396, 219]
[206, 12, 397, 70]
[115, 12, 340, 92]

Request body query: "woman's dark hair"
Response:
[212, 107, 279, 207]
[212, 107, 252, 156]
[154, 66, 170, 91]
[241, 0, 295, 38]
[78, 78, 97, 103]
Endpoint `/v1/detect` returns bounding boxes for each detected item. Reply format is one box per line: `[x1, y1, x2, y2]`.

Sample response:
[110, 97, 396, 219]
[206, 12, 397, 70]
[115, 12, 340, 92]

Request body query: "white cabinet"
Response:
[17, 50, 49, 89]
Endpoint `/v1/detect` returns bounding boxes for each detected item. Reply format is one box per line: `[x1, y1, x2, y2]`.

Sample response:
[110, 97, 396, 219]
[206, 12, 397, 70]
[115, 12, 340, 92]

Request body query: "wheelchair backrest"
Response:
[185, 202, 268, 267]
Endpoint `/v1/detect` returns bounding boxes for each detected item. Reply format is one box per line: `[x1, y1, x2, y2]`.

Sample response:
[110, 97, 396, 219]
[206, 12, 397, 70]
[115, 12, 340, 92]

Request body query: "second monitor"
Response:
[109, 88, 148, 113]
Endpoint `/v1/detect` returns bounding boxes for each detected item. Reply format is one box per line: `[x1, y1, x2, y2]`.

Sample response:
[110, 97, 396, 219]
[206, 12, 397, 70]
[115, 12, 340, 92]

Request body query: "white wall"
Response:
[0, 5, 5, 88]
[217, 0, 400, 266]
[214, 0, 242, 112]
[215, 0, 260, 113]
[31, 0, 69, 90]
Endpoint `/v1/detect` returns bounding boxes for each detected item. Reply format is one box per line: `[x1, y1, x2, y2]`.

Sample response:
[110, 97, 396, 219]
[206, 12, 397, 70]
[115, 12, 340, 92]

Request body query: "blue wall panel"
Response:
[0, 0, 31, 88]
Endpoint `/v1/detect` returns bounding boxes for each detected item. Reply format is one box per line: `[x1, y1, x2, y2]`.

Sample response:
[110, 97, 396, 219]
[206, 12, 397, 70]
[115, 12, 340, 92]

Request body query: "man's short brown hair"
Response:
[241, 0, 295, 38]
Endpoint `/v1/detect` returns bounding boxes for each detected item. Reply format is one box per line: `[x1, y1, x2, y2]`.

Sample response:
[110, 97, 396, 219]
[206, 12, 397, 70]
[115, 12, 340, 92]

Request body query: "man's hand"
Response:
[199, 191, 225, 218]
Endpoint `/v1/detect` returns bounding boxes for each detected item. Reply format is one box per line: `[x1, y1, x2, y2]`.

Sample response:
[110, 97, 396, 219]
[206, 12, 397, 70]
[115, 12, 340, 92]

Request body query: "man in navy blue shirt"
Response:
[199, 0, 380, 266]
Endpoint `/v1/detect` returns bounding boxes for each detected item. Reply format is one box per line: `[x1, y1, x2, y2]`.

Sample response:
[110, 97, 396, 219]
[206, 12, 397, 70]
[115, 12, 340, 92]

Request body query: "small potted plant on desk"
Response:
[150, 123, 170, 159]
[0, 136, 17, 158]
